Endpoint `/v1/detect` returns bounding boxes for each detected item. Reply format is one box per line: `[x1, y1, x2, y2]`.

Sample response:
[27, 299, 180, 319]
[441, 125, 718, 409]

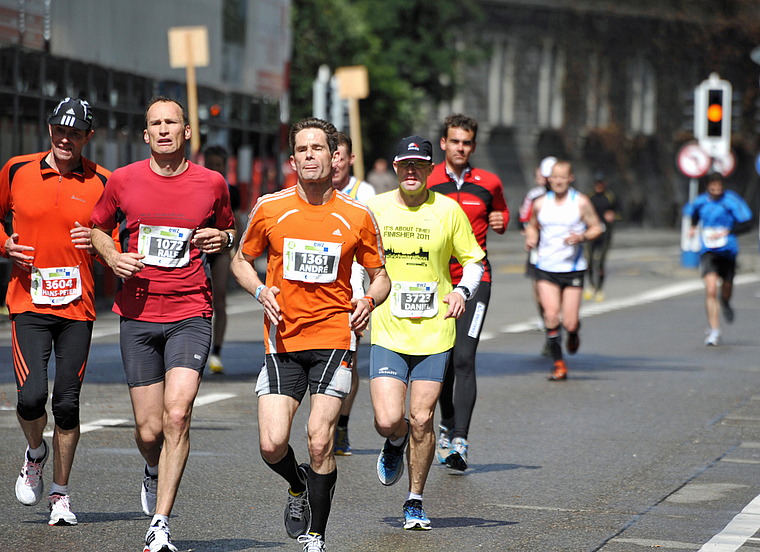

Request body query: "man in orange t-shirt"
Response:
[232, 118, 390, 551]
[0, 97, 110, 526]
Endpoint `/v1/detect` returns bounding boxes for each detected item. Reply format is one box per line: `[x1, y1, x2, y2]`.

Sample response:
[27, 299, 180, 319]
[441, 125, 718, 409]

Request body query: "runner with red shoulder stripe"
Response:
[2, 97, 110, 527]
[426, 114, 509, 472]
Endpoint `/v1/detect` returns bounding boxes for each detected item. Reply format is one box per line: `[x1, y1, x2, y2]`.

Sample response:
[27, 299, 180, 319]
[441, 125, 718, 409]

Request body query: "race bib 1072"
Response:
[138, 224, 193, 268]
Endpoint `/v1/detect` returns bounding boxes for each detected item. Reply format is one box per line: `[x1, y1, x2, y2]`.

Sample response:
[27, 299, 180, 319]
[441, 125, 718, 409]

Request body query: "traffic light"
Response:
[694, 73, 732, 157]
[706, 89, 724, 136]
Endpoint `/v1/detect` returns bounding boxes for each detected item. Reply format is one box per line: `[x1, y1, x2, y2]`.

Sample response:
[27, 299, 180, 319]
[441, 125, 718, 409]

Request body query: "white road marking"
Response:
[42, 393, 237, 437]
[613, 538, 699, 549]
[193, 392, 236, 407]
[499, 274, 760, 335]
[698, 492, 760, 551]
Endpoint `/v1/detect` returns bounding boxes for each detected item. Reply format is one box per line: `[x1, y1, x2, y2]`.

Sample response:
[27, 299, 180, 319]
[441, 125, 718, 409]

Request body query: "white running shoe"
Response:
[705, 329, 720, 346]
[143, 519, 178, 552]
[48, 494, 78, 526]
[15, 441, 48, 505]
[297, 533, 326, 551]
[141, 464, 158, 516]
[209, 353, 224, 373]
[435, 425, 451, 464]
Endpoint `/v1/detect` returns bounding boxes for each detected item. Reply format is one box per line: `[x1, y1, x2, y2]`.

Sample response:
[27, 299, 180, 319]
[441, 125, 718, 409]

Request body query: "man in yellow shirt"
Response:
[366, 136, 484, 531]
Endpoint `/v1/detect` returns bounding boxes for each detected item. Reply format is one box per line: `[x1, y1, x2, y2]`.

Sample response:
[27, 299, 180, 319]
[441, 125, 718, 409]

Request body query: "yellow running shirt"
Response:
[367, 190, 484, 355]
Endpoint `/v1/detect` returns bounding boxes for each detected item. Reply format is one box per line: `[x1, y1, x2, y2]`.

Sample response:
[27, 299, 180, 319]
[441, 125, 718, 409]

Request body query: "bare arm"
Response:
[192, 227, 237, 255]
[349, 265, 390, 332]
[90, 225, 145, 279]
[231, 248, 282, 326]
[524, 196, 544, 251]
[574, 195, 603, 244]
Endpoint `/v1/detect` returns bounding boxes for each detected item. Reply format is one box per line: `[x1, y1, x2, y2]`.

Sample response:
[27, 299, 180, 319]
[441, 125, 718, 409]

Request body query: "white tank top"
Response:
[536, 189, 587, 273]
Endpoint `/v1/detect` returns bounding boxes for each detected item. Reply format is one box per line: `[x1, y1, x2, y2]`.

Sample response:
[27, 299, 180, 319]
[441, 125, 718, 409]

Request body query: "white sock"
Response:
[390, 433, 406, 447]
[151, 514, 169, 527]
[50, 483, 68, 496]
[146, 463, 158, 477]
[407, 492, 423, 502]
[28, 442, 46, 460]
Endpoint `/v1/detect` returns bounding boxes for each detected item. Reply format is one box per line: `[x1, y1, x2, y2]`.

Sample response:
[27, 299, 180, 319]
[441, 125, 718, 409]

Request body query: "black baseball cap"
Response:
[394, 136, 433, 162]
[49, 97, 93, 131]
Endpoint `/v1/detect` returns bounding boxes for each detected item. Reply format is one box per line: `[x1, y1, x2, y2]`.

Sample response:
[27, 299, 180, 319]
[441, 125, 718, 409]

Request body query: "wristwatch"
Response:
[455, 285, 470, 300]
[224, 231, 234, 249]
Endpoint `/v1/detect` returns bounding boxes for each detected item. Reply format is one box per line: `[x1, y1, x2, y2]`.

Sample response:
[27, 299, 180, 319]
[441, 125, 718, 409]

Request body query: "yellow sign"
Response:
[335, 66, 369, 100]
[168, 26, 209, 68]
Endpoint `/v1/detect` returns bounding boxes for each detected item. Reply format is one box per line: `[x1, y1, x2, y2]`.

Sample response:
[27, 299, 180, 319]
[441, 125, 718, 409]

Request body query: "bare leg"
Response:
[17, 413, 47, 450]
[704, 273, 720, 330]
[407, 380, 441, 495]
[51, 425, 80, 486]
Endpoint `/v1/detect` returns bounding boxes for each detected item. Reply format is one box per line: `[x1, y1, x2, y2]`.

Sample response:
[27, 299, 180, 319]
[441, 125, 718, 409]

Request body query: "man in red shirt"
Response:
[1, 97, 110, 526]
[427, 114, 509, 471]
[91, 96, 235, 552]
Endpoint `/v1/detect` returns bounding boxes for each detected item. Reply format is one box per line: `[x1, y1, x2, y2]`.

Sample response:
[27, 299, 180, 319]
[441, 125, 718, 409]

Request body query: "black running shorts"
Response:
[256, 349, 353, 402]
[120, 316, 211, 387]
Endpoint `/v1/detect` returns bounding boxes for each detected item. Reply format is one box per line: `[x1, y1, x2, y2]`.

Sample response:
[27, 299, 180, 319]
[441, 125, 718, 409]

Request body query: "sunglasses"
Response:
[396, 160, 431, 170]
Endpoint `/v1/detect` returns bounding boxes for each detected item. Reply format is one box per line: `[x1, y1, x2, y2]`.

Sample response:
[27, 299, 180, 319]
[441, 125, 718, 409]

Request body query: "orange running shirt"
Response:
[240, 186, 385, 353]
[0, 152, 110, 321]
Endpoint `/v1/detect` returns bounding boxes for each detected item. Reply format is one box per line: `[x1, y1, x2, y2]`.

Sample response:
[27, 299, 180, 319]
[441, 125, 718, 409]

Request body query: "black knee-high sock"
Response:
[308, 468, 337, 538]
[546, 326, 562, 362]
[263, 445, 306, 493]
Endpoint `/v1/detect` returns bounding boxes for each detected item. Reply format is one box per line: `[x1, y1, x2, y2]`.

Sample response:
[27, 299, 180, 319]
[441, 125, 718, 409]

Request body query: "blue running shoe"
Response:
[377, 423, 409, 486]
[334, 426, 351, 456]
[403, 499, 431, 530]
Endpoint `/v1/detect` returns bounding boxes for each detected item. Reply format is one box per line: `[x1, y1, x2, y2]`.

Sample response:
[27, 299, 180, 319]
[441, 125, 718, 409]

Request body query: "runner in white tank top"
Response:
[524, 161, 602, 381]
[536, 189, 588, 273]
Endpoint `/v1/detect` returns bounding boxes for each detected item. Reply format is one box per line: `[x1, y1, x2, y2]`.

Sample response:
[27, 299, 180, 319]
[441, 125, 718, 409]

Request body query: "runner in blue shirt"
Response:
[688, 172, 752, 346]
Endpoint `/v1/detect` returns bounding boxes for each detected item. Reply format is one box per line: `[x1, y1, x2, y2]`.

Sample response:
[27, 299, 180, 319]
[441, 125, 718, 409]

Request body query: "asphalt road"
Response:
[2, 228, 760, 551]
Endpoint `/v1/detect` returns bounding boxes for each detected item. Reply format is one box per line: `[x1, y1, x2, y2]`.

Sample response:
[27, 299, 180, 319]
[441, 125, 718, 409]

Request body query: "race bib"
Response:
[283, 238, 341, 283]
[390, 281, 438, 319]
[138, 224, 193, 267]
[30, 266, 82, 306]
[702, 226, 728, 249]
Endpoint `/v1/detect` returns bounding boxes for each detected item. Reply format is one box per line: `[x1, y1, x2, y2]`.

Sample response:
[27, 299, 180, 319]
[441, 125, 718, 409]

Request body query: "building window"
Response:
[537, 38, 565, 130]
[586, 51, 610, 129]
[628, 54, 656, 136]
[487, 38, 516, 127]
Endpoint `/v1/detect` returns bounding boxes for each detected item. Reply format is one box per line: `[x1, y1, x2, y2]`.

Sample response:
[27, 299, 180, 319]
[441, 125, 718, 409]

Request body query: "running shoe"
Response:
[15, 440, 48, 506]
[209, 353, 224, 373]
[297, 532, 326, 551]
[285, 463, 310, 538]
[583, 287, 595, 301]
[721, 299, 734, 324]
[566, 331, 580, 355]
[705, 329, 721, 346]
[594, 290, 605, 302]
[141, 464, 158, 516]
[435, 425, 451, 464]
[445, 437, 468, 472]
[403, 499, 431, 530]
[548, 360, 567, 381]
[334, 426, 352, 456]
[143, 519, 178, 552]
[48, 493, 78, 526]
[377, 424, 409, 486]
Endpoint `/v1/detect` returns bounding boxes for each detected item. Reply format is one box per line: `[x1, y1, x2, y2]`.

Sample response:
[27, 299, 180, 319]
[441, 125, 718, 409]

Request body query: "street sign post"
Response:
[335, 65, 369, 181]
[168, 26, 209, 157]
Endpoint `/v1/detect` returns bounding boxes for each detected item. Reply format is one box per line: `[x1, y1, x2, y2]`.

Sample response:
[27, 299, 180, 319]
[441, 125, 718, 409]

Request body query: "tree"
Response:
[289, 0, 484, 160]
